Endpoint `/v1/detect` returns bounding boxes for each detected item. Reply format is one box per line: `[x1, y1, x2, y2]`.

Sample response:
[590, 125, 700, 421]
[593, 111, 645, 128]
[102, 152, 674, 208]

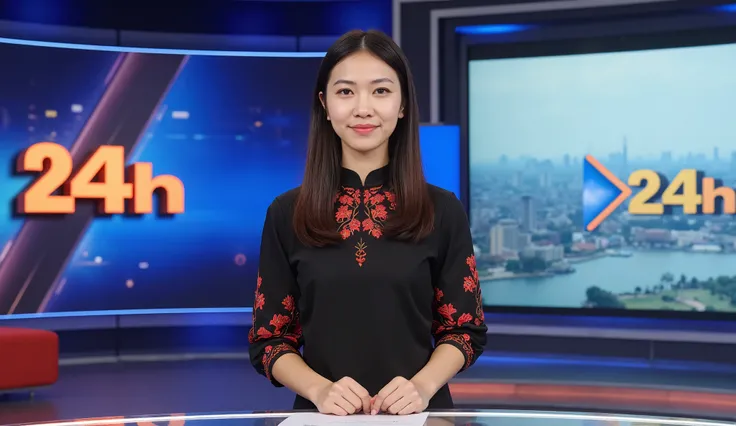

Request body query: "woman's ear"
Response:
[318, 92, 330, 120]
[399, 105, 404, 119]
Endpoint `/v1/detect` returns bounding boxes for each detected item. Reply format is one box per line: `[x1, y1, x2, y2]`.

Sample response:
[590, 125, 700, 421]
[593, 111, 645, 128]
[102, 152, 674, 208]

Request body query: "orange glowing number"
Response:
[16, 142, 75, 214]
[16, 141, 185, 215]
[69, 144, 133, 214]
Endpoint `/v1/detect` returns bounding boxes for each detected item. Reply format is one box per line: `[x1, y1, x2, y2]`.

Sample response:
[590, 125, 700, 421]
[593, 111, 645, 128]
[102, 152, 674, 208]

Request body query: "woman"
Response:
[248, 29, 487, 416]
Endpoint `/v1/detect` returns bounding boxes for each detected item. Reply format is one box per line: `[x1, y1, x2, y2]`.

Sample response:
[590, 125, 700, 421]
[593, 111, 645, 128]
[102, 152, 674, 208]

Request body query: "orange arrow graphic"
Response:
[585, 155, 633, 232]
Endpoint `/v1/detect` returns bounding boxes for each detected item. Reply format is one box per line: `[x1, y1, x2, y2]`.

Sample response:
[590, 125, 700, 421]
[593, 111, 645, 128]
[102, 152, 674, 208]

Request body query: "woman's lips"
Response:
[351, 124, 378, 135]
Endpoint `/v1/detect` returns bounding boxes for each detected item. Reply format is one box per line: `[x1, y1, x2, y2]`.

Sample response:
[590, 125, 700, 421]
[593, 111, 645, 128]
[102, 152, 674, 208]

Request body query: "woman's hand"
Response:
[311, 376, 372, 416]
[371, 376, 430, 415]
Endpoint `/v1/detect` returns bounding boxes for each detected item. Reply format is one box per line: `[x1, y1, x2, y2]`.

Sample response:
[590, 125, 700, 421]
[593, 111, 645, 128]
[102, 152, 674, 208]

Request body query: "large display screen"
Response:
[0, 40, 460, 316]
[469, 41, 736, 313]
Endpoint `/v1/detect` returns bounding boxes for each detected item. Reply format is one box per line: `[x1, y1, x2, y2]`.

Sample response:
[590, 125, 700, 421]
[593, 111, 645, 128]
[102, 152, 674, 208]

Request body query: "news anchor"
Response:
[248, 29, 487, 416]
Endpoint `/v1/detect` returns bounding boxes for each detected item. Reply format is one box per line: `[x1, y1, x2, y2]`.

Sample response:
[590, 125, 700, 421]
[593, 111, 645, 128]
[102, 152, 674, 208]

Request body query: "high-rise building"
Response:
[489, 219, 520, 256]
[521, 195, 535, 232]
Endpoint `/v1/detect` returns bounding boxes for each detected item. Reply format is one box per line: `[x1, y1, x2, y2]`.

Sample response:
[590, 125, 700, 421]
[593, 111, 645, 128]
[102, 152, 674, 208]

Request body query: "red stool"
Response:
[0, 327, 59, 393]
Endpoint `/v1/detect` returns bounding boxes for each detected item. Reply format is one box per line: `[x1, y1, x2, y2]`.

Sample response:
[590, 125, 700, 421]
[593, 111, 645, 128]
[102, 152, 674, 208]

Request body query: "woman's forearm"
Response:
[410, 344, 465, 398]
[272, 353, 332, 402]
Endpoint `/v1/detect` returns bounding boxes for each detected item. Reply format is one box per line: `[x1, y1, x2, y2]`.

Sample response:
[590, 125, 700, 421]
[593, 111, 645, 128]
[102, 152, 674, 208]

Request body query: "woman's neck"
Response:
[341, 146, 389, 185]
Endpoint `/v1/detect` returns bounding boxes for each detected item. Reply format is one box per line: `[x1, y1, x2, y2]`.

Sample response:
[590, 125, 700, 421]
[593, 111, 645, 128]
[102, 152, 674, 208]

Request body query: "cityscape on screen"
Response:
[469, 42, 736, 312]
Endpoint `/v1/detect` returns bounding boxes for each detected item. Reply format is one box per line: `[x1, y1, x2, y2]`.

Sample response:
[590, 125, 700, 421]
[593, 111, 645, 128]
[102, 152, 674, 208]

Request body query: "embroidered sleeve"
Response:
[432, 194, 488, 372]
[248, 198, 303, 387]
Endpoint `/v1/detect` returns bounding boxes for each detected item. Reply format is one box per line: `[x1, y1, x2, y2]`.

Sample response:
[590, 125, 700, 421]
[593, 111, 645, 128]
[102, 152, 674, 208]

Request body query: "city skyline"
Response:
[469, 42, 736, 164]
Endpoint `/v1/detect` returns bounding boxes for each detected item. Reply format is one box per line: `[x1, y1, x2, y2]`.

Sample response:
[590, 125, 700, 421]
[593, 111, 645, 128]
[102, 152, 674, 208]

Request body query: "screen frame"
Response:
[461, 23, 736, 320]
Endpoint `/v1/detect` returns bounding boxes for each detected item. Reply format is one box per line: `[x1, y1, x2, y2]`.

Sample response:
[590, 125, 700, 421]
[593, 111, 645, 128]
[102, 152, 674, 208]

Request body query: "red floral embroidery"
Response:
[466, 254, 485, 324]
[432, 254, 484, 369]
[355, 238, 367, 267]
[248, 272, 302, 379]
[363, 187, 395, 237]
[254, 276, 265, 311]
[261, 343, 297, 380]
[437, 334, 474, 370]
[335, 186, 396, 266]
[436, 303, 457, 324]
[434, 288, 444, 301]
[336, 188, 362, 240]
[457, 313, 473, 327]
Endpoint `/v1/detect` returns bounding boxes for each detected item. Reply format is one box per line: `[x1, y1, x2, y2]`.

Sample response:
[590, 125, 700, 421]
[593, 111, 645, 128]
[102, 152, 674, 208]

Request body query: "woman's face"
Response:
[321, 51, 404, 156]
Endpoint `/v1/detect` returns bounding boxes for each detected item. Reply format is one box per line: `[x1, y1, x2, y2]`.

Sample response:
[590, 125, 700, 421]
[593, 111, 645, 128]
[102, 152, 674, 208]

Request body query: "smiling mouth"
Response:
[351, 125, 378, 135]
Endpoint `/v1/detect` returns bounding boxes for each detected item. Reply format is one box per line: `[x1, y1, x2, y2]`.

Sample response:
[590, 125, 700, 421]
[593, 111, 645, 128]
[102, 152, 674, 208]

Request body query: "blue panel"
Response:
[1, 0, 393, 38]
[420, 125, 461, 199]
[299, 35, 341, 52]
[118, 32, 300, 52]
[325, 0, 392, 35]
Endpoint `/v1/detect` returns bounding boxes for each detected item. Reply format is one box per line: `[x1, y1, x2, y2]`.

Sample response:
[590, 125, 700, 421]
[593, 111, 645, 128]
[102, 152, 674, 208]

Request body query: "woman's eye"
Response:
[337, 88, 352, 95]
[375, 88, 390, 95]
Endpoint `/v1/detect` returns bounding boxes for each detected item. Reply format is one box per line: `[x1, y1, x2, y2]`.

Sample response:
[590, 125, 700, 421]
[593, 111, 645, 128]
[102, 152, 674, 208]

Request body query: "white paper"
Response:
[279, 412, 429, 426]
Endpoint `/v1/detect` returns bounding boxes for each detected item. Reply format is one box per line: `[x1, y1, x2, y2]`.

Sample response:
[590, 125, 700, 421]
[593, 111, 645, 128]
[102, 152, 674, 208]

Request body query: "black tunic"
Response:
[248, 165, 487, 410]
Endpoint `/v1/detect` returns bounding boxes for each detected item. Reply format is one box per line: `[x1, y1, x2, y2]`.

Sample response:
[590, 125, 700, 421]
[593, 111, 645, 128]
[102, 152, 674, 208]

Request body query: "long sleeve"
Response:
[432, 195, 488, 372]
[248, 197, 303, 386]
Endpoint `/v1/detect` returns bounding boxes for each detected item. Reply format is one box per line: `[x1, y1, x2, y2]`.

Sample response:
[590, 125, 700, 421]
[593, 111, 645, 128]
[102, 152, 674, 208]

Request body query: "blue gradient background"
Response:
[0, 42, 460, 314]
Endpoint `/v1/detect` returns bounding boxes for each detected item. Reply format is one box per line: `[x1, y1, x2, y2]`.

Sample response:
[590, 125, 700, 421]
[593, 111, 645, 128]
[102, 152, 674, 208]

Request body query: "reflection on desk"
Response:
[19, 410, 735, 426]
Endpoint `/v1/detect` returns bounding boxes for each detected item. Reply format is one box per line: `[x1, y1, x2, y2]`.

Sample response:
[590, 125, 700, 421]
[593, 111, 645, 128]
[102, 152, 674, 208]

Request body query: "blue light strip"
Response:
[476, 352, 736, 374]
[0, 307, 253, 320]
[0, 36, 327, 57]
[713, 3, 736, 12]
[455, 24, 533, 35]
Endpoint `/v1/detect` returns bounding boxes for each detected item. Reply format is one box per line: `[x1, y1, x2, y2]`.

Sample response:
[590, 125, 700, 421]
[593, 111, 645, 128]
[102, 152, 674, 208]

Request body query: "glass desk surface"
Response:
[16, 410, 735, 426]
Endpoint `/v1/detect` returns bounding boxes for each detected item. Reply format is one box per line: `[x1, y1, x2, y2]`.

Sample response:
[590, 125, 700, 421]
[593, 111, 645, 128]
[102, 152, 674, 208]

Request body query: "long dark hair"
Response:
[292, 29, 434, 247]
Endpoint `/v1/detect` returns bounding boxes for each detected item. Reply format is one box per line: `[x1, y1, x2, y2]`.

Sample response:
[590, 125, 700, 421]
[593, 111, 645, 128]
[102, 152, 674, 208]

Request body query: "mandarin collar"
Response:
[340, 164, 389, 188]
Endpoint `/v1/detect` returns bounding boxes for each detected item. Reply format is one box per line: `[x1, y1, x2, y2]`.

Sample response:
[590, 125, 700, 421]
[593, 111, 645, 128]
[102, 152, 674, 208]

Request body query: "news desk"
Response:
[17, 410, 732, 426]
